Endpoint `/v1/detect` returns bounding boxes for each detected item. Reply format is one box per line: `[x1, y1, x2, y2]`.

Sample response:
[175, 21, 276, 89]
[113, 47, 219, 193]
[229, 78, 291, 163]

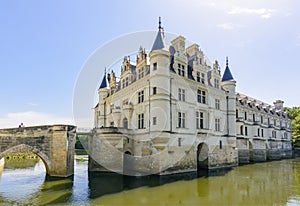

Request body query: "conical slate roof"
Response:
[99, 73, 107, 89]
[151, 17, 166, 51]
[221, 58, 234, 82]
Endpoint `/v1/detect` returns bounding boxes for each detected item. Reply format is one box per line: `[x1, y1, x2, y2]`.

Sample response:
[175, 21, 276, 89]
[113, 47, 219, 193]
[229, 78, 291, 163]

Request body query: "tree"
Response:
[284, 107, 300, 147]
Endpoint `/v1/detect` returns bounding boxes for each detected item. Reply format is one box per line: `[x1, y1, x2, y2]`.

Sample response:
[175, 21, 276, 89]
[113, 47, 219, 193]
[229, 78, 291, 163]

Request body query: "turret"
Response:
[221, 57, 236, 137]
[149, 17, 171, 132]
[149, 17, 170, 77]
[96, 71, 110, 127]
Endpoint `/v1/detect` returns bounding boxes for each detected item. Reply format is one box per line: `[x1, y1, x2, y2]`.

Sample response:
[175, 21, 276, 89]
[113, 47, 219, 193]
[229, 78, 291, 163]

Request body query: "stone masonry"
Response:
[0, 125, 76, 177]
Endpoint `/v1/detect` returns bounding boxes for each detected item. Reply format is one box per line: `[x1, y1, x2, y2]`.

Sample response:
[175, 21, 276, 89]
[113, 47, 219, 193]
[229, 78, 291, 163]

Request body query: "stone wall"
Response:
[0, 125, 75, 177]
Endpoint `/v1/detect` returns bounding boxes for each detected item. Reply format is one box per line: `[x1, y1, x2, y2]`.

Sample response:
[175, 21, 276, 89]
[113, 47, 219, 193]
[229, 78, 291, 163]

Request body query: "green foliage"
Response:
[284, 106, 300, 147]
[75, 135, 89, 150]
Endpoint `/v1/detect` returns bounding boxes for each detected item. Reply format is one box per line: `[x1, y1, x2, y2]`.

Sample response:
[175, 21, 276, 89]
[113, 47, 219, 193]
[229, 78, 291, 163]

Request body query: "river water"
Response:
[0, 157, 299, 205]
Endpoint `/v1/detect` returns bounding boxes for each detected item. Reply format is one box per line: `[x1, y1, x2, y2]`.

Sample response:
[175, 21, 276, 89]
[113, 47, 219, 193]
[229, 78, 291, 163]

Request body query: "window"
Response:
[257, 128, 260, 137]
[178, 112, 186, 128]
[236, 110, 239, 118]
[261, 129, 264, 137]
[196, 111, 204, 129]
[240, 125, 244, 135]
[253, 114, 255, 122]
[261, 116, 263, 124]
[153, 87, 157, 95]
[245, 127, 248, 136]
[244, 112, 247, 120]
[122, 79, 125, 88]
[178, 64, 185, 77]
[138, 67, 144, 79]
[125, 77, 129, 87]
[214, 78, 219, 89]
[138, 113, 144, 129]
[215, 118, 220, 132]
[196, 72, 205, 84]
[272, 131, 276, 138]
[219, 140, 222, 149]
[274, 119, 276, 126]
[153, 117, 157, 125]
[215, 99, 220, 110]
[178, 88, 185, 101]
[138, 90, 144, 103]
[280, 121, 282, 128]
[153, 62, 157, 70]
[197, 89, 206, 104]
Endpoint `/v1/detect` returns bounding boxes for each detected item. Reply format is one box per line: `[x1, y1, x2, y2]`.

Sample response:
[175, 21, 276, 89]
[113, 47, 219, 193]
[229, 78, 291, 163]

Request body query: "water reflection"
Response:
[0, 158, 74, 205]
[89, 160, 300, 206]
[0, 157, 299, 205]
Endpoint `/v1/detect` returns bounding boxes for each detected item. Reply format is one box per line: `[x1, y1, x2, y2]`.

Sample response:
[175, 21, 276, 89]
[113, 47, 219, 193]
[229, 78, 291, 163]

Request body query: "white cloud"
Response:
[217, 23, 236, 30]
[228, 7, 276, 19]
[0, 111, 74, 129]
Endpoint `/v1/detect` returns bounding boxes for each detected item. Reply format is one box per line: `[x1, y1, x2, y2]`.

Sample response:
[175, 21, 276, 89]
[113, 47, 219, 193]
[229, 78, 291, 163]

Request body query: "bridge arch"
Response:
[0, 124, 76, 177]
[0, 144, 51, 174]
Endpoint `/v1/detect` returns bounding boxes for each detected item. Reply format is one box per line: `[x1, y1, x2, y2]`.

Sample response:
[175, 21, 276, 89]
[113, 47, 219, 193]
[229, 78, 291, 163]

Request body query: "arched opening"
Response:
[249, 141, 254, 162]
[123, 118, 128, 129]
[0, 144, 49, 202]
[0, 144, 51, 175]
[197, 143, 209, 170]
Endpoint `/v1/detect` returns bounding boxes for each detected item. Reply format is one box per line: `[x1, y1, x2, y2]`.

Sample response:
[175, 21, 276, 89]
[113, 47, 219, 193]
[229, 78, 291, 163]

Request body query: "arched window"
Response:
[240, 125, 244, 135]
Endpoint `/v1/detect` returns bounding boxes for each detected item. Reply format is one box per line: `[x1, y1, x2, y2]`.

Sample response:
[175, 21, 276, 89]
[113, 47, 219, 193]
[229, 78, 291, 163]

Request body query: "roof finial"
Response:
[226, 56, 229, 67]
[159, 16, 162, 31]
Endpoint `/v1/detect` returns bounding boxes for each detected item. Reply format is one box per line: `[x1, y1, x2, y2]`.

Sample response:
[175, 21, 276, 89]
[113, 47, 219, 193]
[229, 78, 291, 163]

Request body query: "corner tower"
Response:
[149, 17, 171, 132]
[221, 57, 236, 137]
[95, 70, 110, 127]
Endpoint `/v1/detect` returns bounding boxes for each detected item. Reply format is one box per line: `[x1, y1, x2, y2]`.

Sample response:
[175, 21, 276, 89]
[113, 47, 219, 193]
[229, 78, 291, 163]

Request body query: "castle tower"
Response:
[149, 17, 171, 132]
[96, 71, 110, 127]
[221, 57, 236, 137]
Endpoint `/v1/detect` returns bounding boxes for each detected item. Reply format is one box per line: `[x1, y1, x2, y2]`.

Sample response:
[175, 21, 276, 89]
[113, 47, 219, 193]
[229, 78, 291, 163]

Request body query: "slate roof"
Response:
[151, 29, 166, 51]
[221, 58, 234, 82]
[99, 74, 107, 89]
[151, 17, 166, 51]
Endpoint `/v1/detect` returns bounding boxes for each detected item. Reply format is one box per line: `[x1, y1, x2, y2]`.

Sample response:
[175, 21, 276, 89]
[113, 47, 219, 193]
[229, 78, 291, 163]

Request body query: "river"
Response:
[0, 156, 299, 205]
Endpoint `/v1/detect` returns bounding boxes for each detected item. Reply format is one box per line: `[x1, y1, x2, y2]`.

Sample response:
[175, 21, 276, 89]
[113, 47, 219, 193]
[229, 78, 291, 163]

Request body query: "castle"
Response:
[89, 19, 292, 176]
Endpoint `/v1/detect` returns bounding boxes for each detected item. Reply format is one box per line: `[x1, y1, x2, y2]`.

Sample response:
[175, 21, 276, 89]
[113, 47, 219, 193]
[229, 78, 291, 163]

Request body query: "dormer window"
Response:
[214, 78, 219, 89]
[196, 72, 205, 84]
[178, 64, 185, 77]
[138, 67, 144, 79]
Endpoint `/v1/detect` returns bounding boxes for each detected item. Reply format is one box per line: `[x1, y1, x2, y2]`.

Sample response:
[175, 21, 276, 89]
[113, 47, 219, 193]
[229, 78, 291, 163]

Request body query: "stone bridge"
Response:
[0, 125, 76, 177]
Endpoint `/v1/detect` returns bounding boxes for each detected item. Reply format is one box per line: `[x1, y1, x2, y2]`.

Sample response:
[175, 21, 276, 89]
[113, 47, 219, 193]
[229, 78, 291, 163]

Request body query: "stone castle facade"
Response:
[89, 19, 292, 175]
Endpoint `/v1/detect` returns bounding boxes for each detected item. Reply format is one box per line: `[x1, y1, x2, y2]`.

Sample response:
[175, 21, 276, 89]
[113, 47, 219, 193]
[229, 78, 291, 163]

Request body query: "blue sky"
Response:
[0, 0, 299, 128]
